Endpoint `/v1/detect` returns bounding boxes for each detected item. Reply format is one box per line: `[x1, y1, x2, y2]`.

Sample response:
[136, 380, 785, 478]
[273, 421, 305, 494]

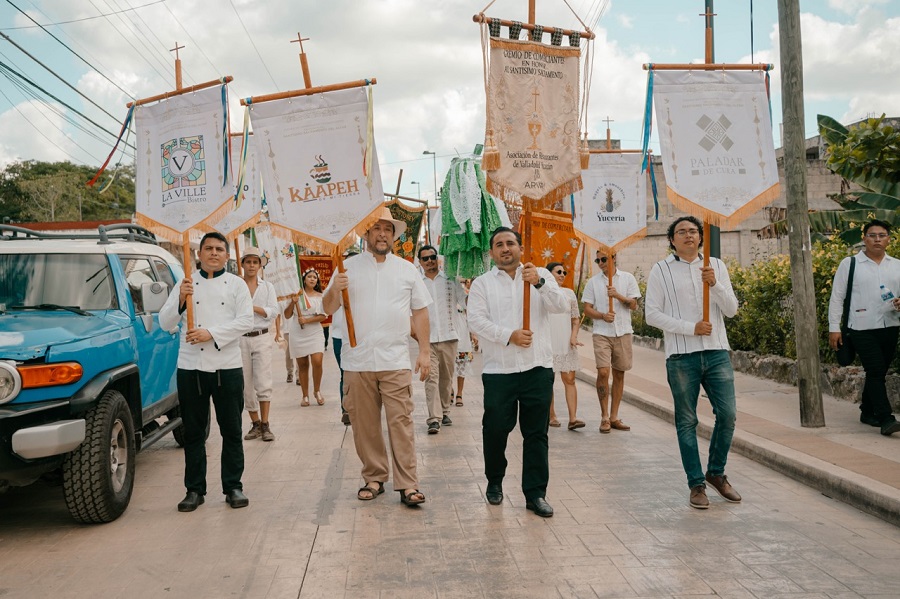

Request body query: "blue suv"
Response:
[0, 224, 184, 523]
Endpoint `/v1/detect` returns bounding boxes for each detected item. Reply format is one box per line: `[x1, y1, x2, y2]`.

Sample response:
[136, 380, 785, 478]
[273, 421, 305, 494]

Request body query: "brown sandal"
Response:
[357, 482, 384, 501]
[399, 489, 425, 506]
[455, 395, 463, 407]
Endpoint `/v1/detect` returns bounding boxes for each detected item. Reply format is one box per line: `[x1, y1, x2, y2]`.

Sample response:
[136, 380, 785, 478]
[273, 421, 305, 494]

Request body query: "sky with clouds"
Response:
[0, 0, 897, 203]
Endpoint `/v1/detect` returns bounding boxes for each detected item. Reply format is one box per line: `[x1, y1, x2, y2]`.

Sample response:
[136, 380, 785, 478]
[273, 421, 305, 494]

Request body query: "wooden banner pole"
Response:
[522, 202, 533, 331]
[127, 76, 233, 108]
[182, 231, 195, 330]
[608, 250, 615, 314]
[334, 251, 356, 346]
[234, 236, 242, 276]
[240, 78, 376, 106]
[703, 221, 711, 322]
[642, 63, 773, 71]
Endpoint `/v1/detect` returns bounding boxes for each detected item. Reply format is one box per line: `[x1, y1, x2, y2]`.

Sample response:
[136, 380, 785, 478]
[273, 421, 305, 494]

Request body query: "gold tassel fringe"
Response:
[482, 129, 500, 171]
[487, 175, 584, 212]
[665, 182, 782, 230]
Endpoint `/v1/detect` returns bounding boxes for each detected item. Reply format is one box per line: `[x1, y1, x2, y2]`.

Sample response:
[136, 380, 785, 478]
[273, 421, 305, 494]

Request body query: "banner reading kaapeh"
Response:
[208, 133, 263, 240]
[573, 153, 647, 253]
[248, 87, 384, 253]
[134, 85, 232, 240]
[651, 70, 780, 229]
[485, 38, 582, 208]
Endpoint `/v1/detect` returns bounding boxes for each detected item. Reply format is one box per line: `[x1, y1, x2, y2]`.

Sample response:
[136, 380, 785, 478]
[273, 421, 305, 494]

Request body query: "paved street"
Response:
[1, 337, 899, 598]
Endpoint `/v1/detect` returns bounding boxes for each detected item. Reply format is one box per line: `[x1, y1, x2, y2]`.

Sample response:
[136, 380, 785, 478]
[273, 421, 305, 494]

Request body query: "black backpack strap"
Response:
[841, 256, 856, 329]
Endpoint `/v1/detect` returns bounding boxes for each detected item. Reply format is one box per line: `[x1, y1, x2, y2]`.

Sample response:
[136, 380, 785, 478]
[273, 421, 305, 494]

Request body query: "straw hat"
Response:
[240, 246, 268, 268]
[364, 206, 407, 242]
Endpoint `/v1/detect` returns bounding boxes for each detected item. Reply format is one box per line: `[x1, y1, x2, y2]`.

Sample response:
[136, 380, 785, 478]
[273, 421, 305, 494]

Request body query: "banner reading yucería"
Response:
[134, 85, 232, 239]
[210, 133, 263, 239]
[573, 153, 647, 252]
[248, 87, 384, 251]
[652, 70, 780, 229]
[486, 38, 582, 207]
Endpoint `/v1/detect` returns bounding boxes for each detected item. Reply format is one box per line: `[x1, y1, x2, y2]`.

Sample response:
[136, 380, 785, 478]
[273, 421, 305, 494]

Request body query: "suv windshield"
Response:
[0, 253, 117, 311]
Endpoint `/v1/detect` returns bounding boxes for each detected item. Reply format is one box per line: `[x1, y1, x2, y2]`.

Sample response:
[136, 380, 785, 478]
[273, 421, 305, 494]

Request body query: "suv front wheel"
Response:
[62, 390, 136, 523]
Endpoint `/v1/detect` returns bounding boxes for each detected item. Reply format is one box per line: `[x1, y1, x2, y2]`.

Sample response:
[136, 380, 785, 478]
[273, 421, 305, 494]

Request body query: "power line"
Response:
[89, 0, 173, 85]
[0, 0, 166, 30]
[227, 0, 279, 91]
[113, 0, 198, 87]
[0, 30, 124, 125]
[5, 0, 135, 99]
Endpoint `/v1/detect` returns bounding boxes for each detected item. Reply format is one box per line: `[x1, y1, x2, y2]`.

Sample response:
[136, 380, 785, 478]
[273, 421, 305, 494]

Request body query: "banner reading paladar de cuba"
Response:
[209, 133, 263, 240]
[248, 87, 384, 252]
[518, 209, 580, 290]
[486, 38, 582, 207]
[652, 70, 779, 229]
[573, 153, 647, 252]
[134, 85, 232, 240]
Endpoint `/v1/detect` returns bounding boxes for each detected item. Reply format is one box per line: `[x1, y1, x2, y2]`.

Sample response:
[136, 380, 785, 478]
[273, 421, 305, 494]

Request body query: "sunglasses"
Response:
[553, 269, 567, 276]
[594, 256, 615, 264]
[420, 255, 438, 262]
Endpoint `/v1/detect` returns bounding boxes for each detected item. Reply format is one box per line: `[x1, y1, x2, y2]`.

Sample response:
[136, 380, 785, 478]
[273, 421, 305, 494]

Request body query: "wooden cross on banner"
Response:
[169, 42, 185, 89]
[290, 32, 313, 88]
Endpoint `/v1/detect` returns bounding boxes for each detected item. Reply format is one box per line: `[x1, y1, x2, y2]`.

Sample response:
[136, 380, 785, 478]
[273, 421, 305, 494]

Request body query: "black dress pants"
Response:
[849, 326, 899, 423]
[177, 368, 245, 495]
[482, 366, 554, 501]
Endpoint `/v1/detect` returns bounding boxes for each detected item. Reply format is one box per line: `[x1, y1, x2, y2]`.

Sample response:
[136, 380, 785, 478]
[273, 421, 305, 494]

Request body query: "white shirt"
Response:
[828, 251, 900, 332]
[326, 252, 432, 372]
[467, 265, 570, 374]
[329, 306, 346, 340]
[581, 270, 641, 337]
[645, 254, 738, 357]
[422, 271, 467, 343]
[159, 270, 254, 371]
[246, 277, 279, 332]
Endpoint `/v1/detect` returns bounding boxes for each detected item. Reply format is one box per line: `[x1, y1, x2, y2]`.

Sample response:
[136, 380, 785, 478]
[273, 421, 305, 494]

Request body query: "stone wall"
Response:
[632, 335, 900, 411]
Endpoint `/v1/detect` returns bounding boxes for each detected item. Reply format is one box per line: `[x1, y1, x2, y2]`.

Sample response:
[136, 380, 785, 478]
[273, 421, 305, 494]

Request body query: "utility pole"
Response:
[777, 0, 824, 426]
[704, 0, 721, 259]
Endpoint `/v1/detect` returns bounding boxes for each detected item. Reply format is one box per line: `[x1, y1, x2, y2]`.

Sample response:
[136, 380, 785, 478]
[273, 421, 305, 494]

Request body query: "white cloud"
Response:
[828, 0, 888, 15]
[617, 14, 633, 29]
[0, 101, 79, 169]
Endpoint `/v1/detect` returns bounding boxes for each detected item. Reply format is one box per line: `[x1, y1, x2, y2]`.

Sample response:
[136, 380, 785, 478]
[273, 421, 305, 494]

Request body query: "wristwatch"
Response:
[533, 277, 545, 289]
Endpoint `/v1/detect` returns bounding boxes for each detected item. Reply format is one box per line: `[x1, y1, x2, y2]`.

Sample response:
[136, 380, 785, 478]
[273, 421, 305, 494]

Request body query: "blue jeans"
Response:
[665, 350, 736, 489]
[333, 337, 346, 414]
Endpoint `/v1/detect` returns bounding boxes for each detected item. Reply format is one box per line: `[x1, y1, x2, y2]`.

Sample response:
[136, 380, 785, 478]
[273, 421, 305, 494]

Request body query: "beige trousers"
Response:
[424, 340, 457, 424]
[344, 369, 418, 490]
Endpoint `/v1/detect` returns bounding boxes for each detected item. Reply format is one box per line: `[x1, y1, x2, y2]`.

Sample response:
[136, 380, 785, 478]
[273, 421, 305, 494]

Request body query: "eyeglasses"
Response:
[674, 228, 700, 237]
[594, 256, 615, 264]
[554, 269, 567, 276]
[419, 255, 438, 262]
[866, 233, 889, 239]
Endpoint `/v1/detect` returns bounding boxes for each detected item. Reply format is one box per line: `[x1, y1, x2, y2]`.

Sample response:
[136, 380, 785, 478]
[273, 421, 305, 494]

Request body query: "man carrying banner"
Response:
[160, 232, 254, 512]
[323, 208, 432, 507]
[467, 227, 569, 518]
[645, 216, 742, 510]
[418, 245, 466, 435]
[581, 252, 641, 433]
[239, 247, 279, 442]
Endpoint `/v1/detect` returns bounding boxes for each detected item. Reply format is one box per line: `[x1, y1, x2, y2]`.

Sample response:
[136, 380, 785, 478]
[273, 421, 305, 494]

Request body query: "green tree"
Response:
[0, 160, 135, 223]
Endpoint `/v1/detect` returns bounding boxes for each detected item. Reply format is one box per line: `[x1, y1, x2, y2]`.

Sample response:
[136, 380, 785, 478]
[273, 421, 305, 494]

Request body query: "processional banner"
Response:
[209, 134, 263, 239]
[518, 209, 580, 289]
[573, 153, 647, 252]
[651, 70, 779, 229]
[248, 87, 384, 253]
[252, 223, 301, 301]
[298, 256, 335, 326]
[386, 199, 424, 262]
[485, 38, 582, 207]
[134, 85, 232, 240]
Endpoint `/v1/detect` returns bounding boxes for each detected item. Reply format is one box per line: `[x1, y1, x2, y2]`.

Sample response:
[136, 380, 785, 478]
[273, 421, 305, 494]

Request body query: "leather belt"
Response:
[243, 328, 269, 338]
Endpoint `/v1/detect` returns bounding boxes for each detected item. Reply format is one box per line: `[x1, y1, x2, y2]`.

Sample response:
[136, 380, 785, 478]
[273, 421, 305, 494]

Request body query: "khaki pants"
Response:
[344, 369, 418, 490]
[240, 334, 273, 412]
[424, 340, 457, 424]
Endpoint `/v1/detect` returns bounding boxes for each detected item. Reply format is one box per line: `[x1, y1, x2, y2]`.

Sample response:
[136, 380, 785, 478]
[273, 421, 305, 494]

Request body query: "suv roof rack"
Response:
[0, 223, 159, 245]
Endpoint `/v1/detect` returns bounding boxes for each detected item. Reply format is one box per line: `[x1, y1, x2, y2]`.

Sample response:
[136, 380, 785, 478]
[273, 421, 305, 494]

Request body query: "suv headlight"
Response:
[0, 360, 22, 404]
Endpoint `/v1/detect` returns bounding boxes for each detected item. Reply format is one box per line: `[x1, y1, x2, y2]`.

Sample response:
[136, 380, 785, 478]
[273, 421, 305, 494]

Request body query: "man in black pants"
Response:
[160, 232, 255, 511]
[829, 219, 900, 436]
[467, 227, 569, 517]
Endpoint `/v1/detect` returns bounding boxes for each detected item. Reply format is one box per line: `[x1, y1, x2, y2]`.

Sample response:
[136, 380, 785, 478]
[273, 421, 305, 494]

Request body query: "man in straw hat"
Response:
[324, 206, 432, 507]
[239, 246, 279, 442]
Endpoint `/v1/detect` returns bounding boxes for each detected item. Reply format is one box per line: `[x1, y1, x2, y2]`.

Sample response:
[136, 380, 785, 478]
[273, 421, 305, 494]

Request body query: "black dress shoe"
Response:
[525, 497, 554, 518]
[860, 413, 881, 427]
[225, 489, 249, 508]
[881, 420, 900, 436]
[485, 483, 503, 505]
[177, 491, 204, 512]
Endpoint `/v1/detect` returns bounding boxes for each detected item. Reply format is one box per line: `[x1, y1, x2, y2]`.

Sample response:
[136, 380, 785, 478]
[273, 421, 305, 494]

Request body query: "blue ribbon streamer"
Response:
[640, 66, 654, 173]
[649, 160, 659, 220]
[221, 81, 230, 187]
[569, 193, 576, 221]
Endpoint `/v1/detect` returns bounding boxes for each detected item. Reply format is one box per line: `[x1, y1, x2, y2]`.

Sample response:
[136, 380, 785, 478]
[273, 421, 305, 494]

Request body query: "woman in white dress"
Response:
[546, 262, 584, 430]
[284, 268, 326, 406]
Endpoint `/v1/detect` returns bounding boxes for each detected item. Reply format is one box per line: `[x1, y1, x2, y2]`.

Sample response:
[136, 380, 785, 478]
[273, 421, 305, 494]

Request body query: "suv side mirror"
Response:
[141, 282, 169, 313]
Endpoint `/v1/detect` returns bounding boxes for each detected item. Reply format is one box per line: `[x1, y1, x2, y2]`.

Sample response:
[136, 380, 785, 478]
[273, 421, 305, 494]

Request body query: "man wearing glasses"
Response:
[828, 219, 900, 436]
[581, 252, 641, 433]
[645, 216, 741, 510]
[418, 245, 467, 434]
